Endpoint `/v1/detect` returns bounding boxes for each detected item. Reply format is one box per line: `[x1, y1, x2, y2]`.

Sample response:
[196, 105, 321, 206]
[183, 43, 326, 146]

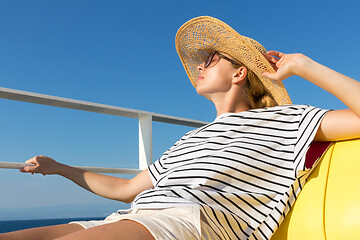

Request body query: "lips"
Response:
[197, 76, 204, 81]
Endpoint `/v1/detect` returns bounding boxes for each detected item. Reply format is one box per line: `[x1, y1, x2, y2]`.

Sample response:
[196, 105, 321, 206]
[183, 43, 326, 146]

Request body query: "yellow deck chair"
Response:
[271, 138, 360, 240]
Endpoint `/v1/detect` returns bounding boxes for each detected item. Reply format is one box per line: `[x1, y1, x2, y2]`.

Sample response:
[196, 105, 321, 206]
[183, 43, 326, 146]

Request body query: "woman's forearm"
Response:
[22, 156, 153, 203]
[298, 56, 360, 116]
[57, 164, 133, 203]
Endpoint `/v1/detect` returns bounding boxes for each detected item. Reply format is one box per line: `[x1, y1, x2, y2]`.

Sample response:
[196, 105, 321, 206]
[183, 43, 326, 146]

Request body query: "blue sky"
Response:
[1, 0, 359, 220]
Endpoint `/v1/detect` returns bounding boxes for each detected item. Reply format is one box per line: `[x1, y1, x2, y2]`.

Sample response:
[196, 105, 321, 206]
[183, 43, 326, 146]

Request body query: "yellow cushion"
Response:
[325, 139, 360, 239]
[271, 139, 360, 240]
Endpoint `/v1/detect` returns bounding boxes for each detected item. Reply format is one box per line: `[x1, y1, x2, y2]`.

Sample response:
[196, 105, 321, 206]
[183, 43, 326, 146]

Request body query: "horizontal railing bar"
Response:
[0, 87, 148, 119]
[0, 87, 209, 128]
[0, 162, 141, 175]
[152, 113, 208, 128]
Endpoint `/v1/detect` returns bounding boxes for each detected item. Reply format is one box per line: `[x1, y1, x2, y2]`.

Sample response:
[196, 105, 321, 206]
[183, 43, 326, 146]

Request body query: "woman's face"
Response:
[196, 53, 239, 100]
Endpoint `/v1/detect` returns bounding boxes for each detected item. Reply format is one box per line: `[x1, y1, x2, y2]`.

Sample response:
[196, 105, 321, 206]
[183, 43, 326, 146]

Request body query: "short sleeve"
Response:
[148, 156, 166, 186]
[294, 105, 330, 177]
[147, 128, 198, 186]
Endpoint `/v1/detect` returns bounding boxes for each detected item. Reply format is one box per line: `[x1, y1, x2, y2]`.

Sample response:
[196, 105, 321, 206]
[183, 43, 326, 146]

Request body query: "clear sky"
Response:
[1, 0, 359, 220]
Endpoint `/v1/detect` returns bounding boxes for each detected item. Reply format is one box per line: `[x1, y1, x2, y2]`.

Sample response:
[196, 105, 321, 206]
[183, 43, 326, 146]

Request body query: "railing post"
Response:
[139, 113, 153, 170]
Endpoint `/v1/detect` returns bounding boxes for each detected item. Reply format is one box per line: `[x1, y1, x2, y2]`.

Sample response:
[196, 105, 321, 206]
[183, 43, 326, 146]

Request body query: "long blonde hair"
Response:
[231, 61, 276, 109]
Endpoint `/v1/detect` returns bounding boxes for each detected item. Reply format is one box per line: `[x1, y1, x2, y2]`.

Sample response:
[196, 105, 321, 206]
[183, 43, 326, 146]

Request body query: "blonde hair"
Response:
[231, 61, 276, 109]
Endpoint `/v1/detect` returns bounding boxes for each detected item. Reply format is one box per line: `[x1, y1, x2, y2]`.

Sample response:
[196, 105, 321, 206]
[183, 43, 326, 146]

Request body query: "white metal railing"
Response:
[0, 87, 209, 174]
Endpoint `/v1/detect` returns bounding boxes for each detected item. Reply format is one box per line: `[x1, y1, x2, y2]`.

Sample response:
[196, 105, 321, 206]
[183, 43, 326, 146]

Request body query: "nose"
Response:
[197, 62, 205, 72]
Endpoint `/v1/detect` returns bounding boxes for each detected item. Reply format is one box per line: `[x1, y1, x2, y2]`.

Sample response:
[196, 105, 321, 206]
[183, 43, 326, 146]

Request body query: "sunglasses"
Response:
[203, 51, 241, 68]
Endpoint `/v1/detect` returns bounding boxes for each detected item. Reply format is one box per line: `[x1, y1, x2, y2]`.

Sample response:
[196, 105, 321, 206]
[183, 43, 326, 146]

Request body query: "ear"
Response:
[232, 66, 247, 84]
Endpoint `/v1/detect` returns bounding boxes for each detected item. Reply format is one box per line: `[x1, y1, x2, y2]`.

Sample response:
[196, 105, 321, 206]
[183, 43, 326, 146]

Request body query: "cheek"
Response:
[196, 63, 236, 95]
[212, 67, 234, 88]
[196, 72, 232, 95]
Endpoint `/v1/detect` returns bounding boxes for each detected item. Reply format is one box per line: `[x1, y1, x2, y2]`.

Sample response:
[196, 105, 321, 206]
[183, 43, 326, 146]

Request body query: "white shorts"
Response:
[70, 206, 221, 240]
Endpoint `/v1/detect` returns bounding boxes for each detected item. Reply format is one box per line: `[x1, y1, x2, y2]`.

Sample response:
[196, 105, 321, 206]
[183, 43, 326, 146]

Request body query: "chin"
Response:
[196, 88, 207, 98]
[196, 88, 214, 100]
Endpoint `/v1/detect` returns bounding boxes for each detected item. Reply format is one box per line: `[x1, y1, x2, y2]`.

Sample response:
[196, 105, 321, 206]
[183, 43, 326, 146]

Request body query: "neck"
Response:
[211, 92, 250, 117]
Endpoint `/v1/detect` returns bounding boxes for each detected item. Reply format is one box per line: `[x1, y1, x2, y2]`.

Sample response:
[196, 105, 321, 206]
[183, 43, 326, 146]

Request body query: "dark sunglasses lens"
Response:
[204, 52, 216, 68]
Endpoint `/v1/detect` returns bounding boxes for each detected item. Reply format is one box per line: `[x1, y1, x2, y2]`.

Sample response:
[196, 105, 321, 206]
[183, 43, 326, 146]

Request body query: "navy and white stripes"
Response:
[132, 105, 328, 240]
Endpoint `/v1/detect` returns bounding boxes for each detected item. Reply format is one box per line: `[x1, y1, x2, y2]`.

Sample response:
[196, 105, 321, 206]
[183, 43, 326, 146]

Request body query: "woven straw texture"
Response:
[175, 16, 292, 105]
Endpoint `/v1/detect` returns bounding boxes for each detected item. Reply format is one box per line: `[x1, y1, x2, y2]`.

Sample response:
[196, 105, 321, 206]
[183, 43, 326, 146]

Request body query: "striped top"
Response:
[132, 105, 329, 240]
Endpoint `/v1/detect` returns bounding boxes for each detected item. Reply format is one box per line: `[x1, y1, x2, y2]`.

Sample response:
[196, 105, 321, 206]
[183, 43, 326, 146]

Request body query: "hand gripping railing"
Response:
[0, 87, 209, 174]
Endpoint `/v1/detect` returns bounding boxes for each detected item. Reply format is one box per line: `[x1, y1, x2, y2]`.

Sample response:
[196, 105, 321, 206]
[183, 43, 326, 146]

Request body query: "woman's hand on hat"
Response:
[20, 155, 63, 175]
[262, 51, 309, 81]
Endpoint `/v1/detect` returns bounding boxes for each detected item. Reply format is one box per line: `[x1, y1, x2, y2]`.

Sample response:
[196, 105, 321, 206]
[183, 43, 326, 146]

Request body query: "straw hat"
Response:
[175, 16, 292, 105]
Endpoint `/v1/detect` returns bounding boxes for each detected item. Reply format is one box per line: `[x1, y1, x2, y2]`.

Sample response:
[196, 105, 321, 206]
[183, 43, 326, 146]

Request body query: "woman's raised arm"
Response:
[263, 51, 360, 141]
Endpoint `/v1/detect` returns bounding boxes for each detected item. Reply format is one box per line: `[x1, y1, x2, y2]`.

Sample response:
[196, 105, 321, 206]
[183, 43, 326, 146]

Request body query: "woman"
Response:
[1, 16, 360, 240]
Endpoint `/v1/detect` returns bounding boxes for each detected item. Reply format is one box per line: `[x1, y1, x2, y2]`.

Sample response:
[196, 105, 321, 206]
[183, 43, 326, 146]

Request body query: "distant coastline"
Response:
[0, 217, 104, 233]
[0, 202, 130, 221]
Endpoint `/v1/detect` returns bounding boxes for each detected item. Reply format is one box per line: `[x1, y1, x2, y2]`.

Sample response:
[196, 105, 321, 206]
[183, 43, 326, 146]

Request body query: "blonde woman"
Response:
[1, 16, 360, 240]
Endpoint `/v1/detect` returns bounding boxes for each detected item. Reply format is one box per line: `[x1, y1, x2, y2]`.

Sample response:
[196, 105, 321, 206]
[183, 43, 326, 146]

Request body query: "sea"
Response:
[0, 217, 104, 233]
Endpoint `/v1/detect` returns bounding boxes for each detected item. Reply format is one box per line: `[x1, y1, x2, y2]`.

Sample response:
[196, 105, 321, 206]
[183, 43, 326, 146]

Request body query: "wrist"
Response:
[57, 163, 84, 178]
[293, 54, 313, 78]
[56, 163, 71, 175]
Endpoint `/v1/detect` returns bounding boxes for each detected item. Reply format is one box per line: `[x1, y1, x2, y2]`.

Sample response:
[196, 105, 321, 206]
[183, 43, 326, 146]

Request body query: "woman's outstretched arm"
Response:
[20, 155, 153, 203]
[263, 51, 360, 141]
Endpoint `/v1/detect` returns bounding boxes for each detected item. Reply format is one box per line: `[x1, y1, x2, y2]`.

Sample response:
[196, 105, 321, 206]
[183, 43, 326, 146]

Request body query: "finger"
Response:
[263, 71, 284, 82]
[262, 53, 279, 65]
[262, 72, 278, 80]
[21, 166, 37, 173]
[267, 50, 285, 59]
[268, 62, 278, 71]
[276, 55, 287, 67]
[262, 52, 272, 61]
[25, 157, 38, 165]
[25, 159, 34, 164]
[262, 55, 278, 70]
[21, 166, 33, 172]
[20, 167, 31, 173]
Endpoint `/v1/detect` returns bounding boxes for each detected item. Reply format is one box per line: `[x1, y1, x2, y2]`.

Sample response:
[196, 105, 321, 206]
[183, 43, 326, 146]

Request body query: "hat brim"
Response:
[175, 16, 292, 106]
